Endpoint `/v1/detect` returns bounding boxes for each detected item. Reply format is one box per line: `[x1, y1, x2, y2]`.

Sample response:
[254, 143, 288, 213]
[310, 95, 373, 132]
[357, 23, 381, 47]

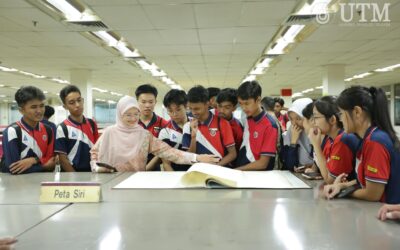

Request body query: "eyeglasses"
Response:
[67, 97, 84, 106]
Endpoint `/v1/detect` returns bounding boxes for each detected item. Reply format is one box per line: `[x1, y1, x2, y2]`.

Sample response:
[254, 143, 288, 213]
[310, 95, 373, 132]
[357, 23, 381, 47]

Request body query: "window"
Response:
[94, 101, 116, 127]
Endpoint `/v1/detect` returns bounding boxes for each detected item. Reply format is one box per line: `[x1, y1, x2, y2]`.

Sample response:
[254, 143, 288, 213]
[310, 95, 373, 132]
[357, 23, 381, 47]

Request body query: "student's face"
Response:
[64, 92, 84, 117]
[138, 93, 156, 117]
[238, 97, 260, 117]
[19, 99, 45, 123]
[339, 108, 355, 133]
[209, 97, 218, 109]
[312, 106, 331, 134]
[302, 118, 313, 134]
[217, 101, 236, 120]
[167, 103, 187, 124]
[188, 102, 209, 120]
[274, 103, 283, 113]
[122, 107, 140, 127]
[288, 111, 304, 128]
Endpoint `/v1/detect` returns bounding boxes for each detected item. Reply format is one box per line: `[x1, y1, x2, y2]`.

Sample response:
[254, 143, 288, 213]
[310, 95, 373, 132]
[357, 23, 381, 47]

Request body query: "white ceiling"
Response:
[0, 0, 399, 103]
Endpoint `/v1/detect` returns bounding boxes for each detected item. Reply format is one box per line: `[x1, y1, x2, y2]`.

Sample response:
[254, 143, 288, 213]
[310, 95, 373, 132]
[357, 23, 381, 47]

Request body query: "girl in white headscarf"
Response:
[90, 96, 219, 172]
[281, 98, 314, 171]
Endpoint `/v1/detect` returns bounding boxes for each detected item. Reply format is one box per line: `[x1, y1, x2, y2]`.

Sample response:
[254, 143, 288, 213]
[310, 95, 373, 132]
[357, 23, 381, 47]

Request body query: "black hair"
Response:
[274, 97, 285, 107]
[59, 85, 81, 104]
[261, 96, 275, 111]
[15, 86, 45, 107]
[314, 95, 343, 129]
[135, 84, 158, 99]
[44, 105, 55, 119]
[337, 86, 399, 149]
[216, 88, 238, 106]
[187, 85, 209, 103]
[302, 102, 314, 120]
[163, 89, 188, 108]
[237, 81, 262, 100]
[207, 87, 220, 100]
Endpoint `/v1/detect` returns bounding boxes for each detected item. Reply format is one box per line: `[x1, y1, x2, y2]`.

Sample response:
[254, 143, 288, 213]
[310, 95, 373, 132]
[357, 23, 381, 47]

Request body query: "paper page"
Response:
[113, 172, 187, 189]
[183, 163, 243, 187]
[238, 171, 310, 189]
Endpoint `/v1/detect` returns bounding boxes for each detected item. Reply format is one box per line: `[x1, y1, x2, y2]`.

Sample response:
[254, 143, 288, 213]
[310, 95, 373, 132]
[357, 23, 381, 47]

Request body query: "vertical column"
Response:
[0, 103, 9, 125]
[70, 69, 93, 118]
[322, 64, 345, 96]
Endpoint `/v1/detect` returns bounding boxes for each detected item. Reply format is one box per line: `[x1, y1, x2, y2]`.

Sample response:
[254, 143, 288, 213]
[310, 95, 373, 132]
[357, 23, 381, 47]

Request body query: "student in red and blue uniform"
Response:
[309, 96, 360, 184]
[235, 81, 278, 171]
[324, 86, 400, 204]
[1, 86, 55, 174]
[274, 97, 289, 131]
[182, 85, 236, 167]
[216, 88, 243, 153]
[55, 85, 99, 172]
[159, 89, 190, 171]
[135, 84, 168, 171]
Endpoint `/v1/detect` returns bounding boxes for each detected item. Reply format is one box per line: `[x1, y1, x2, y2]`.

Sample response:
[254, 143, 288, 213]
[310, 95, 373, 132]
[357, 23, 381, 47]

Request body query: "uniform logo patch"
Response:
[23, 135, 28, 142]
[331, 155, 341, 161]
[42, 135, 47, 141]
[253, 132, 258, 138]
[71, 131, 77, 138]
[209, 128, 218, 137]
[367, 165, 378, 173]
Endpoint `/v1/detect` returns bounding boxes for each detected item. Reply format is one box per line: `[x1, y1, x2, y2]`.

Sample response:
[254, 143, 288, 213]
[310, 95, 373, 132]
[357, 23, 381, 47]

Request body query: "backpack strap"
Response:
[11, 123, 22, 153]
[87, 118, 96, 134]
[60, 122, 69, 140]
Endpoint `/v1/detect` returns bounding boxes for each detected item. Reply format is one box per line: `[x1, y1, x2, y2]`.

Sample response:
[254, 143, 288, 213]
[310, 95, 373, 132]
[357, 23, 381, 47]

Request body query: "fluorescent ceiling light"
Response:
[0, 95, 6, 98]
[150, 69, 167, 77]
[137, 60, 153, 70]
[282, 25, 305, 43]
[19, 70, 46, 79]
[302, 88, 314, 93]
[374, 63, 400, 72]
[93, 87, 108, 93]
[51, 78, 69, 84]
[95, 98, 106, 102]
[292, 92, 304, 98]
[0, 66, 17, 72]
[43, 91, 48, 94]
[115, 43, 141, 58]
[250, 67, 264, 75]
[297, 0, 331, 15]
[344, 77, 353, 82]
[46, 0, 82, 21]
[107, 100, 116, 104]
[161, 77, 175, 85]
[353, 72, 372, 79]
[110, 92, 123, 97]
[170, 84, 180, 89]
[257, 58, 273, 68]
[243, 75, 257, 82]
[0, 84, 4, 87]
[316, 86, 323, 89]
[267, 38, 290, 55]
[93, 31, 119, 47]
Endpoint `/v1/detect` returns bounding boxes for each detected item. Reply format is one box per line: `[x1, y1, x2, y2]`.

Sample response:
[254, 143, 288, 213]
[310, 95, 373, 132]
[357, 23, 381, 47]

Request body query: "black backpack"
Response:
[0, 122, 53, 171]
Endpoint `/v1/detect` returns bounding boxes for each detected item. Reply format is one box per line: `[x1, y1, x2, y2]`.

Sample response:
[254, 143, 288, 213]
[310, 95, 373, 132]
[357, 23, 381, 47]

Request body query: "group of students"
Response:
[1, 81, 400, 215]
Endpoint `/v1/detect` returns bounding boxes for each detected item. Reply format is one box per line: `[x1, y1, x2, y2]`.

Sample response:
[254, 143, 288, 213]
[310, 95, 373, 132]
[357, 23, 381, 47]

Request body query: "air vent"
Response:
[63, 20, 109, 31]
[285, 14, 316, 25]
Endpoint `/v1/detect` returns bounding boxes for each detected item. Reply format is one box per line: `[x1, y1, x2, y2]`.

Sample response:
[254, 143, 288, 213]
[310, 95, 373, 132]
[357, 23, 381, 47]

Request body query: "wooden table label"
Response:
[40, 182, 101, 203]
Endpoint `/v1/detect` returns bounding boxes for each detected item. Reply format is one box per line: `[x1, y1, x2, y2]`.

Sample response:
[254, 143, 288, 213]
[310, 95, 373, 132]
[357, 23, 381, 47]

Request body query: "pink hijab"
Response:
[96, 96, 148, 167]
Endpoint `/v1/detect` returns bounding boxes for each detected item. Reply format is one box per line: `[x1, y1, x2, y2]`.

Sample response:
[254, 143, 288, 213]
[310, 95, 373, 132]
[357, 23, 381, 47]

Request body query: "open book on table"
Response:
[113, 163, 310, 189]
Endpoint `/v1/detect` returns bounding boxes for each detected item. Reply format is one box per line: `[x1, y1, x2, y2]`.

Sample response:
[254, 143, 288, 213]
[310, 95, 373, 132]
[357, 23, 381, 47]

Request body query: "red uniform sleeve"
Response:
[93, 120, 100, 142]
[161, 118, 169, 128]
[327, 140, 354, 177]
[260, 124, 277, 156]
[220, 119, 235, 148]
[362, 140, 390, 184]
[42, 131, 55, 165]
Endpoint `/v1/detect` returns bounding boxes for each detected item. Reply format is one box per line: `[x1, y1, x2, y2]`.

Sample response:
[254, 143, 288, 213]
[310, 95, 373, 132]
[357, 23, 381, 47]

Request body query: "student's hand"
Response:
[377, 204, 400, 221]
[9, 157, 36, 174]
[294, 165, 306, 173]
[196, 154, 221, 164]
[290, 124, 303, 144]
[43, 157, 56, 169]
[323, 183, 342, 200]
[190, 119, 198, 138]
[308, 127, 322, 147]
[0, 237, 17, 250]
[334, 173, 348, 185]
[90, 161, 113, 173]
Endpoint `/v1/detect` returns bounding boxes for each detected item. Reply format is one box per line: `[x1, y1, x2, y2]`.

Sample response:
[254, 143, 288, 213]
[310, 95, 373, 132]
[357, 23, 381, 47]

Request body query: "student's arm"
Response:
[378, 204, 400, 221]
[58, 153, 75, 172]
[351, 181, 385, 201]
[161, 158, 174, 171]
[188, 119, 198, 153]
[308, 128, 334, 184]
[218, 146, 236, 166]
[145, 156, 161, 171]
[236, 155, 271, 170]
